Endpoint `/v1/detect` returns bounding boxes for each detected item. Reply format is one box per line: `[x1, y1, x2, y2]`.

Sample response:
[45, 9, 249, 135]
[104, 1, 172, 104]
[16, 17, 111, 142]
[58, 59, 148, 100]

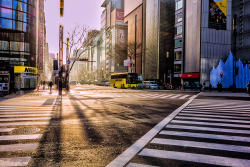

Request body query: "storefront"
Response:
[14, 66, 38, 89]
[181, 73, 200, 88]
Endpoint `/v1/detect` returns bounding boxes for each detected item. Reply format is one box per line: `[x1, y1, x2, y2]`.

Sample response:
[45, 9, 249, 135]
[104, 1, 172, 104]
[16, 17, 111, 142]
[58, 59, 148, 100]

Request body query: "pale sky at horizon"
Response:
[45, 0, 104, 61]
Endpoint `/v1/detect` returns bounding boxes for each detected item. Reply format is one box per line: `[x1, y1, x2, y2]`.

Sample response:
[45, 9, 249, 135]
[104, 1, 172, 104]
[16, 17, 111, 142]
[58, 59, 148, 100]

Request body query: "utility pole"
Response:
[233, 14, 237, 93]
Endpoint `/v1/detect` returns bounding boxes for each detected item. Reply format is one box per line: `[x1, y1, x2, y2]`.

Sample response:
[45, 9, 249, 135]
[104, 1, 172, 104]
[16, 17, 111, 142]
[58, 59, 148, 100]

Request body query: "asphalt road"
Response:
[1, 85, 249, 167]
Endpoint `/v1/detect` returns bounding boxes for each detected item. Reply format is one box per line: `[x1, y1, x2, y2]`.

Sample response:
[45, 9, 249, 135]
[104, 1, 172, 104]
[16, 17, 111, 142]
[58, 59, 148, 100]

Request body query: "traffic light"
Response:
[53, 60, 58, 71]
[60, 0, 64, 17]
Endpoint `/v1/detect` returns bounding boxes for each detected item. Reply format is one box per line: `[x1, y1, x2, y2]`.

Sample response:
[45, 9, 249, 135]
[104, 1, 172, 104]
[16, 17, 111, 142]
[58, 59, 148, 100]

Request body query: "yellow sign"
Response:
[14, 66, 37, 75]
[215, 0, 227, 16]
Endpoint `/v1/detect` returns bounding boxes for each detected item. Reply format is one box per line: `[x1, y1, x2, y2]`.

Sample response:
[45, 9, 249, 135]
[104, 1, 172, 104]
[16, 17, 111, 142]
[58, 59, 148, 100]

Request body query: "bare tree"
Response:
[66, 25, 99, 73]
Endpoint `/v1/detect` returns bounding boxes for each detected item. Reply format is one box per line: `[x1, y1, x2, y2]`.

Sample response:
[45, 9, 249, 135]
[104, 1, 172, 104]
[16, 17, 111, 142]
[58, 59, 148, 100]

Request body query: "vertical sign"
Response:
[38, 0, 44, 71]
[59, 25, 64, 68]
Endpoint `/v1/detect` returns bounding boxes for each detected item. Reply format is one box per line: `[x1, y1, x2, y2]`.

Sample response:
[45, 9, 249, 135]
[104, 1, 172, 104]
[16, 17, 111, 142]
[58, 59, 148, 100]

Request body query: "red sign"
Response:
[116, 9, 124, 21]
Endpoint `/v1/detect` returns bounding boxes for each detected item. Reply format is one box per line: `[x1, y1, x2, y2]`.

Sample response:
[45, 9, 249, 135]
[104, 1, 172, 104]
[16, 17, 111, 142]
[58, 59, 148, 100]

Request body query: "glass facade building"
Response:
[0, 0, 37, 68]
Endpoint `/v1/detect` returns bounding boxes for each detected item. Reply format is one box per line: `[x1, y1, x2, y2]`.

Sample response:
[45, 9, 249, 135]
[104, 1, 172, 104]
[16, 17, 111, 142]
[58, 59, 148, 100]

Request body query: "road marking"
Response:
[0, 122, 49, 126]
[127, 163, 160, 167]
[0, 128, 15, 132]
[0, 157, 31, 166]
[160, 131, 250, 142]
[183, 108, 250, 114]
[0, 114, 52, 118]
[106, 94, 199, 167]
[167, 124, 250, 134]
[175, 116, 250, 124]
[170, 94, 182, 99]
[182, 110, 250, 117]
[138, 149, 250, 167]
[178, 113, 250, 120]
[179, 95, 190, 99]
[151, 138, 250, 153]
[0, 134, 42, 141]
[0, 111, 53, 115]
[186, 106, 250, 110]
[171, 120, 250, 129]
[0, 117, 51, 122]
[0, 143, 38, 151]
[159, 94, 173, 99]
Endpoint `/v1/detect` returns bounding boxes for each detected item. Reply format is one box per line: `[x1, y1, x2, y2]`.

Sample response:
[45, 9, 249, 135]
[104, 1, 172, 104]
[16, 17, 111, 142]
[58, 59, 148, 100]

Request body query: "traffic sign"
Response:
[67, 59, 71, 65]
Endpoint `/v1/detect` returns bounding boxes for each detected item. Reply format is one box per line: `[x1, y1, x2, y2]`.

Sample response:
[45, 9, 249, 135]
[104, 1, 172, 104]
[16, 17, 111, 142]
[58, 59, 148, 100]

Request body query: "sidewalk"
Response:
[200, 90, 250, 97]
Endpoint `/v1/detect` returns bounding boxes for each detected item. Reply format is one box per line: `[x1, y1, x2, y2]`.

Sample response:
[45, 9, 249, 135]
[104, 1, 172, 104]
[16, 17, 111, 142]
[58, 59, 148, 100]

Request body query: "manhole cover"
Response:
[11, 128, 40, 135]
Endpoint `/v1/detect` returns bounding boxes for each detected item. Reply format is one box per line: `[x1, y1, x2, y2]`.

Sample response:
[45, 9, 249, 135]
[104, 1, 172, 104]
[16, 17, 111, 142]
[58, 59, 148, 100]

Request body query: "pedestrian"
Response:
[49, 81, 53, 94]
[209, 83, 212, 92]
[10, 80, 16, 94]
[247, 82, 250, 96]
[59, 79, 62, 95]
[217, 82, 220, 92]
[183, 83, 186, 91]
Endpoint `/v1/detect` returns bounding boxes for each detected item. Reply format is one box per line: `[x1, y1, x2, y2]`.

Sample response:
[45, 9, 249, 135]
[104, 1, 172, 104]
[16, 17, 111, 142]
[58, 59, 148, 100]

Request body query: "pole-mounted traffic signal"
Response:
[60, 0, 64, 17]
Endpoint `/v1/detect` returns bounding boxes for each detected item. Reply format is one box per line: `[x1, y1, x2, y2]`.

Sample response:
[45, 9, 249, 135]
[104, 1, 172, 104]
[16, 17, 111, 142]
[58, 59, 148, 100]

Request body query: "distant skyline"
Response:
[45, 0, 104, 63]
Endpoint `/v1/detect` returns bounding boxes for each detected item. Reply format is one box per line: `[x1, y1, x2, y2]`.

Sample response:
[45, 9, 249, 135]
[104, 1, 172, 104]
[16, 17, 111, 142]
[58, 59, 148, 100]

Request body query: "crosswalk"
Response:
[0, 97, 60, 166]
[74, 91, 195, 100]
[111, 99, 250, 167]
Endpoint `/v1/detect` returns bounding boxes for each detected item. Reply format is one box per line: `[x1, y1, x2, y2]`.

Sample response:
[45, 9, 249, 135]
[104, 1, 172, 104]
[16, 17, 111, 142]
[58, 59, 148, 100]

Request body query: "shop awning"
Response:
[181, 73, 200, 79]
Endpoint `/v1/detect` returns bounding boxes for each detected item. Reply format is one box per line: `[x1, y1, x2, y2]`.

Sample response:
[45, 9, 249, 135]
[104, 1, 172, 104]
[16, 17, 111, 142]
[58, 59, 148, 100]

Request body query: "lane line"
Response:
[171, 120, 250, 129]
[178, 113, 250, 120]
[0, 128, 15, 132]
[179, 95, 190, 99]
[0, 122, 49, 126]
[183, 108, 250, 114]
[175, 116, 250, 124]
[0, 114, 52, 118]
[0, 111, 53, 115]
[127, 163, 160, 167]
[139, 149, 250, 167]
[106, 94, 199, 167]
[159, 94, 173, 99]
[166, 124, 250, 135]
[0, 157, 31, 167]
[181, 110, 250, 117]
[170, 94, 182, 99]
[0, 117, 51, 122]
[151, 138, 250, 153]
[160, 131, 250, 142]
[0, 134, 42, 141]
[0, 143, 38, 151]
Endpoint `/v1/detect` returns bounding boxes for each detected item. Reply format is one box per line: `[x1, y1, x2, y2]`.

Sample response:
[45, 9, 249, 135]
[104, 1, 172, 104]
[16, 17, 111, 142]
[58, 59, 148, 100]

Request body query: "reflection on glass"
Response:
[0, 7, 12, 19]
[0, 18, 12, 29]
[0, 0, 13, 8]
[175, 38, 182, 48]
[0, 40, 9, 50]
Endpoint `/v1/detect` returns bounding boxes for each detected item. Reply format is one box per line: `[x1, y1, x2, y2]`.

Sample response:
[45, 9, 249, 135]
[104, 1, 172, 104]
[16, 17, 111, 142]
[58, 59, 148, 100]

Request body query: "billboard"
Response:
[209, 0, 227, 30]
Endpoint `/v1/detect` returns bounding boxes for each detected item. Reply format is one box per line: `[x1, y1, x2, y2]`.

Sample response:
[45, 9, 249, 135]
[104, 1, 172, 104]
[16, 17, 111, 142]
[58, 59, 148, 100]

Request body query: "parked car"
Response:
[143, 81, 158, 89]
[105, 82, 110, 86]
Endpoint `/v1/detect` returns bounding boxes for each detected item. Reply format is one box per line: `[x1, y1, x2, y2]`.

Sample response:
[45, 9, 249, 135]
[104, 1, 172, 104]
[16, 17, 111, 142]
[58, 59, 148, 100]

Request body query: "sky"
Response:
[45, 0, 104, 61]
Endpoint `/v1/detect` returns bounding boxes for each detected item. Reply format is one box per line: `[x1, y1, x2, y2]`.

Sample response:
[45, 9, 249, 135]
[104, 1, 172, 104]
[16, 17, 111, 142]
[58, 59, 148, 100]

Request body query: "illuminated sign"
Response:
[14, 66, 37, 75]
[209, 0, 227, 30]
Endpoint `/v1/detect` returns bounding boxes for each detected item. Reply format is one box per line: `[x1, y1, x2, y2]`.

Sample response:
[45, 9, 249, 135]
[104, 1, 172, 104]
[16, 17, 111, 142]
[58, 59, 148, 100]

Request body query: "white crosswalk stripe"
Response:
[0, 97, 59, 166]
[113, 98, 250, 166]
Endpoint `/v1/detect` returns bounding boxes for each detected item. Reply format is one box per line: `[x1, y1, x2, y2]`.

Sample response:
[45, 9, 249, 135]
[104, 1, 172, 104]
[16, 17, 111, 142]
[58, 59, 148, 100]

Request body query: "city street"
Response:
[0, 85, 250, 166]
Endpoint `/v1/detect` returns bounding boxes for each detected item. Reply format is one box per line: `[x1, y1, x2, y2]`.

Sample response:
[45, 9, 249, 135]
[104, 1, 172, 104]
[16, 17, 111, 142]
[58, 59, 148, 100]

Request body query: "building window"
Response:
[175, 38, 182, 48]
[174, 64, 181, 73]
[0, 18, 12, 29]
[175, 0, 183, 11]
[175, 51, 182, 60]
[175, 25, 182, 35]
[175, 12, 182, 23]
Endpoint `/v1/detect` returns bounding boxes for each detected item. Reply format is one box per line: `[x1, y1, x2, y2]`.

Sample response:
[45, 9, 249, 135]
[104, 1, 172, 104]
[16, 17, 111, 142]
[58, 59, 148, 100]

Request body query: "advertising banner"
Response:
[116, 9, 125, 25]
[14, 66, 37, 75]
[209, 0, 227, 30]
[59, 25, 64, 68]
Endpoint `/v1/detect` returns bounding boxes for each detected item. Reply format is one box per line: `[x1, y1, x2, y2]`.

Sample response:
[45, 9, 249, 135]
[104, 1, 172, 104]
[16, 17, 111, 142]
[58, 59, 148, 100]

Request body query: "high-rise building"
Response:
[0, 0, 38, 90]
[144, 0, 175, 84]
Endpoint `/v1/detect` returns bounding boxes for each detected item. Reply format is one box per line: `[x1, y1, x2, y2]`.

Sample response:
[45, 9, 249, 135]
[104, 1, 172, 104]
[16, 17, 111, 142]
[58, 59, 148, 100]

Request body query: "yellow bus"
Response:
[111, 73, 138, 89]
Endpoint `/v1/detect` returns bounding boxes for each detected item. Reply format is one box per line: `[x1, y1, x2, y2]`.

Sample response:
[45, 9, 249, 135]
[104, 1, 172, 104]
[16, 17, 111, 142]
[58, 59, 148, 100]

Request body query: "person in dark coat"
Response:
[49, 81, 53, 93]
[59, 79, 62, 95]
[247, 82, 250, 96]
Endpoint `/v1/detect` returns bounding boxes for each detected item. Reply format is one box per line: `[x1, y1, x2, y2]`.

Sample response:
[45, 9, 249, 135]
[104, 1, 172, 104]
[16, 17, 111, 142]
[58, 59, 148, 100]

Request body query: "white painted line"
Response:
[127, 163, 160, 167]
[159, 94, 173, 99]
[0, 143, 38, 151]
[0, 134, 42, 141]
[183, 108, 250, 114]
[182, 110, 250, 117]
[178, 113, 250, 120]
[0, 128, 15, 132]
[0, 157, 31, 166]
[175, 116, 250, 124]
[166, 124, 250, 135]
[0, 114, 52, 118]
[179, 95, 190, 99]
[139, 149, 250, 167]
[151, 138, 250, 153]
[170, 94, 182, 99]
[0, 117, 51, 122]
[186, 106, 250, 111]
[106, 94, 199, 167]
[160, 131, 250, 143]
[0, 111, 53, 115]
[171, 120, 250, 129]
[0, 122, 49, 126]
[0, 106, 53, 108]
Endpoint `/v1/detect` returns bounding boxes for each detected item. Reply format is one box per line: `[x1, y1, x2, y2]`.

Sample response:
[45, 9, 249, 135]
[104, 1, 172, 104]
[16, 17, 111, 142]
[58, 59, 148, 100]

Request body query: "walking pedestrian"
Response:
[49, 81, 53, 94]
[247, 82, 250, 96]
[209, 83, 212, 92]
